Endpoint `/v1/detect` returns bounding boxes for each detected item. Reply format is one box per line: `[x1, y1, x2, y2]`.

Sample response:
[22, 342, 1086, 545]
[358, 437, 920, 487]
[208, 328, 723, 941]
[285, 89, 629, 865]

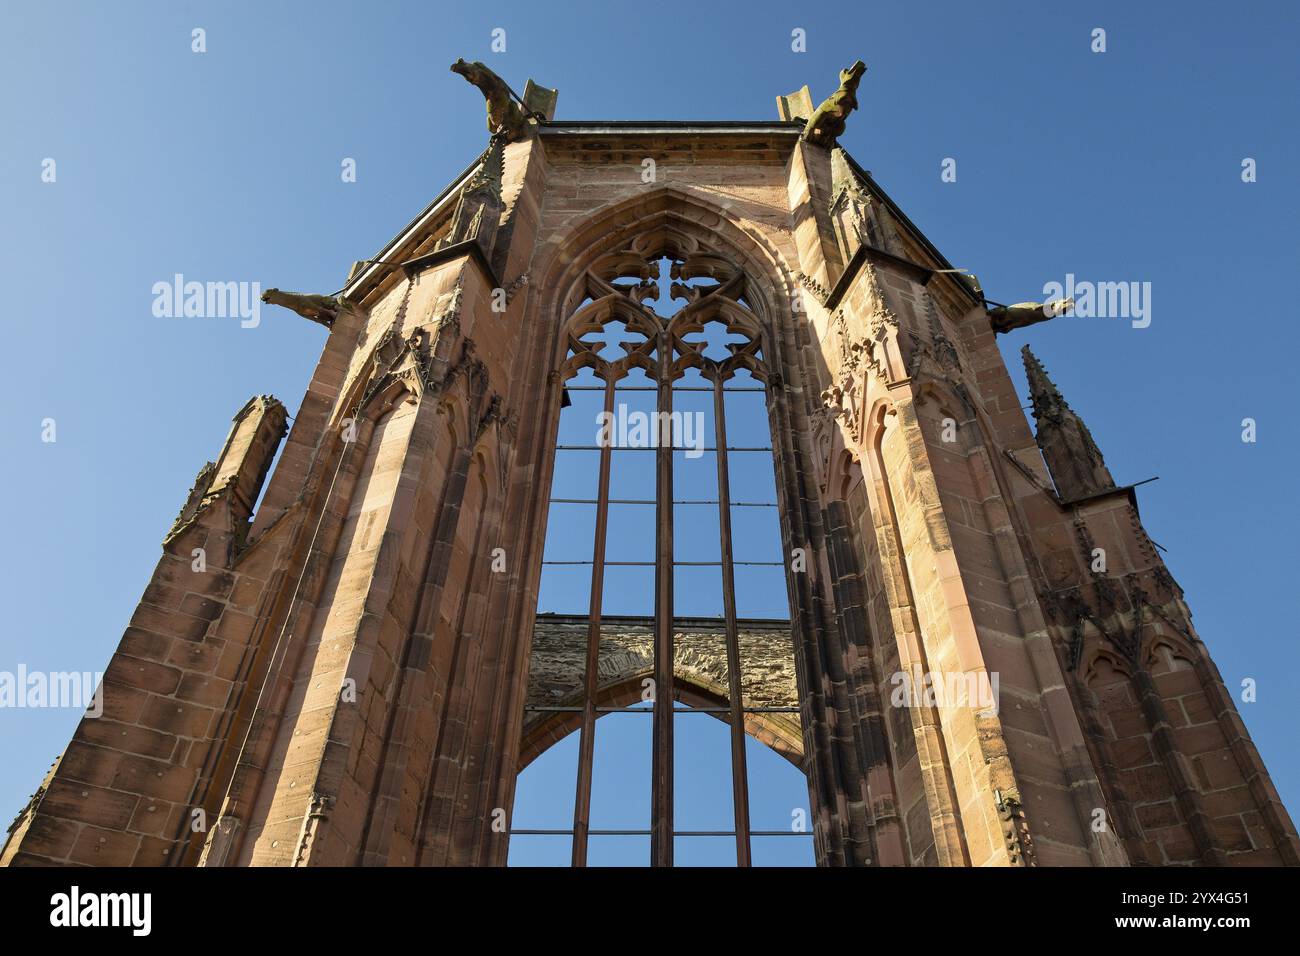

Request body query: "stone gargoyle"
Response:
[261, 288, 351, 329]
[451, 58, 529, 142]
[987, 298, 1075, 334]
[804, 60, 867, 148]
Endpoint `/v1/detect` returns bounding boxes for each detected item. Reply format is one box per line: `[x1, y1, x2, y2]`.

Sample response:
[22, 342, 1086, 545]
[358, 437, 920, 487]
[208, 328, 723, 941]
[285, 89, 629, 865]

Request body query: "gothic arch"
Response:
[340, 328, 428, 429]
[831, 448, 861, 504]
[1141, 624, 1197, 671]
[511, 185, 825, 867]
[533, 185, 800, 334]
[863, 397, 896, 457]
[517, 672, 803, 774]
[1083, 650, 1134, 690]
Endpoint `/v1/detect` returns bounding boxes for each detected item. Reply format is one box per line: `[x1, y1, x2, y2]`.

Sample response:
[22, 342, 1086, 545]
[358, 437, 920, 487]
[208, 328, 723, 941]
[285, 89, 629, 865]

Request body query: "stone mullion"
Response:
[569, 370, 616, 867]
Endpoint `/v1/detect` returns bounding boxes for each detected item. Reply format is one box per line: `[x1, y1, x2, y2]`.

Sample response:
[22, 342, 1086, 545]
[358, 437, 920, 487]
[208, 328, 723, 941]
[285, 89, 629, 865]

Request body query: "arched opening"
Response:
[509, 696, 814, 866]
[511, 219, 812, 866]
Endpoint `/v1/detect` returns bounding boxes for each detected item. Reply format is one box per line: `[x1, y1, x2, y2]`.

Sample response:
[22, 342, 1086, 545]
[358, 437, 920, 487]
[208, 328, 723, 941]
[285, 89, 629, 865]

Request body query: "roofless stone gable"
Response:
[5, 58, 1295, 869]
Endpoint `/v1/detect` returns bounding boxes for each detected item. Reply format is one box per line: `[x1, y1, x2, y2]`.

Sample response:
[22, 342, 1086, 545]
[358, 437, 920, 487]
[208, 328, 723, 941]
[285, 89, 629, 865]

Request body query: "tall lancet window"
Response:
[511, 240, 812, 867]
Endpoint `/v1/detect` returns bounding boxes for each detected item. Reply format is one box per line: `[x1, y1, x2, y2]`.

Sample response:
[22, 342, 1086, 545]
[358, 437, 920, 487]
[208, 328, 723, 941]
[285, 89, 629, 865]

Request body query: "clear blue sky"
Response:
[2, 0, 1297, 862]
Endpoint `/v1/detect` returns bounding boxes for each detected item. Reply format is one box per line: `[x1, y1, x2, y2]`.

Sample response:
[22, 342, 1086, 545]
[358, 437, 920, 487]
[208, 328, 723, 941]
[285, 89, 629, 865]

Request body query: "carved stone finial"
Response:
[261, 289, 350, 329]
[451, 58, 533, 142]
[802, 60, 866, 148]
[988, 297, 1075, 334]
[1022, 345, 1115, 501]
[440, 134, 507, 253]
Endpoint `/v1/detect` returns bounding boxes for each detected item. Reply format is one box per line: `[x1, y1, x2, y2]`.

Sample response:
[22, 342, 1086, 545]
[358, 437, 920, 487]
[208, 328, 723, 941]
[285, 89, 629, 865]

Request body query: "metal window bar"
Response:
[569, 373, 616, 867]
[652, 338, 675, 866]
[712, 372, 752, 866]
[542, 326, 793, 868]
[511, 829, 810, 837]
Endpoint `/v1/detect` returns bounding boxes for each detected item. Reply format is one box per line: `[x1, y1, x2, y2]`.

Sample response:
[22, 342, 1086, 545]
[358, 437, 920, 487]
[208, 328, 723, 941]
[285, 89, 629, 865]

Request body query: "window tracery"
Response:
[511, 237, 811, 867]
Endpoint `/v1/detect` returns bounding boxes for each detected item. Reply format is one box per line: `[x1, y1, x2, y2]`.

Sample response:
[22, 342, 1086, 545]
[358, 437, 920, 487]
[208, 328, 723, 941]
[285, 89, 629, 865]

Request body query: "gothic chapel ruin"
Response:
[5, 60, 1296, 868]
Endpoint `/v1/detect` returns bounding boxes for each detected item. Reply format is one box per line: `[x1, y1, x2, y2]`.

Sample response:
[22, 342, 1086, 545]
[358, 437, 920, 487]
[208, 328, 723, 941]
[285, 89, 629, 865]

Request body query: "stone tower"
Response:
[5, 62, 1296, 868]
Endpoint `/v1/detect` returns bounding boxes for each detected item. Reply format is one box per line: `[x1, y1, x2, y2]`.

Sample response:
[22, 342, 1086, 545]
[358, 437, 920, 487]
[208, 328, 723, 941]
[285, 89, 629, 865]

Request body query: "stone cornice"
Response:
[540, 121, 804, 134]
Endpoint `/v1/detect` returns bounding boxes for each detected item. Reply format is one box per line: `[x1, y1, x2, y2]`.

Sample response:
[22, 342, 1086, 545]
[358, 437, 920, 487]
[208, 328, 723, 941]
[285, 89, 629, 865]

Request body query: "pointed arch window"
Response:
[512, 237, 813, 867]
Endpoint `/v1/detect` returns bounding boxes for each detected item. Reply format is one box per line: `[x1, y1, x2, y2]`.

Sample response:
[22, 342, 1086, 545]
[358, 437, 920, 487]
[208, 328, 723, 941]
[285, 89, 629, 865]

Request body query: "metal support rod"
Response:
[651, 343, 675, 867]
[714, 375, 752, 867]
[570, 372, 617, 866]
